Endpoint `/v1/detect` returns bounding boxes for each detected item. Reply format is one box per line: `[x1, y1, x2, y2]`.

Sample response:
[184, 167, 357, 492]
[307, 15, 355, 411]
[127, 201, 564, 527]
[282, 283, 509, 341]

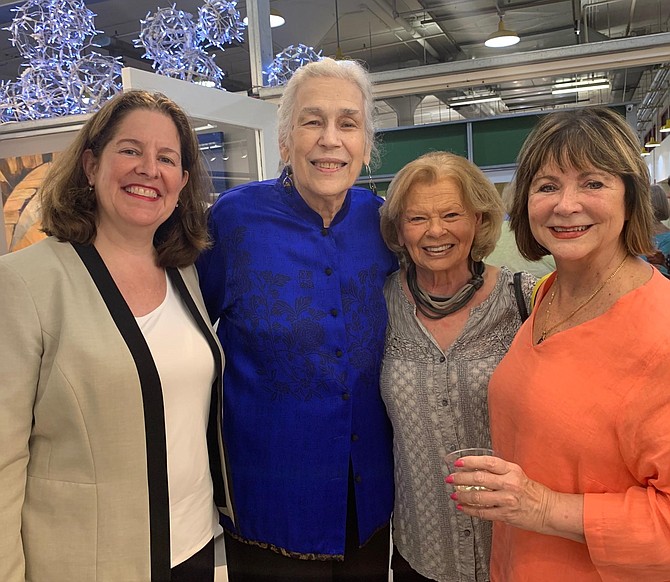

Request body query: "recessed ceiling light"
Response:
[243, 8, 285, 28]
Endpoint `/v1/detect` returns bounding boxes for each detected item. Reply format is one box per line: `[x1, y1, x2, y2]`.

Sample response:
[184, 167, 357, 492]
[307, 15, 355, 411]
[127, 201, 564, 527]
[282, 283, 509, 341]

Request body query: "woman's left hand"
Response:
[446, 455, 584, 542]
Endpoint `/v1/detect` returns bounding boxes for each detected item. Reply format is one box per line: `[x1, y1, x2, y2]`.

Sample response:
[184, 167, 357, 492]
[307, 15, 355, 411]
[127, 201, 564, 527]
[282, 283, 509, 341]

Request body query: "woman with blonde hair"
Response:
[379, 151, 535, 581]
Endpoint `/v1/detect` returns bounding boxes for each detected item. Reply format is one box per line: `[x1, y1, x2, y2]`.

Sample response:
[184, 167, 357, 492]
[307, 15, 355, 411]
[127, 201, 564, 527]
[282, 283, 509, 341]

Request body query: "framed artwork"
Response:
[1, 153, 56, 253]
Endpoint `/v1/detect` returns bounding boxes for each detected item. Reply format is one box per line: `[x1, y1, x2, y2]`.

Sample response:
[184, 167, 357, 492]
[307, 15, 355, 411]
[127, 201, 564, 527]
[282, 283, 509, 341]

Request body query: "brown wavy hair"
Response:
[510, 107, 654, 260]
[40, 90, 211, 267]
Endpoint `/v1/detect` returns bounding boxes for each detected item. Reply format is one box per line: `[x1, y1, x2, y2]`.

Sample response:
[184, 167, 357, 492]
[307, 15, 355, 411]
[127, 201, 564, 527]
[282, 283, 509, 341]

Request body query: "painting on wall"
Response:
[1, 154, 57, 253]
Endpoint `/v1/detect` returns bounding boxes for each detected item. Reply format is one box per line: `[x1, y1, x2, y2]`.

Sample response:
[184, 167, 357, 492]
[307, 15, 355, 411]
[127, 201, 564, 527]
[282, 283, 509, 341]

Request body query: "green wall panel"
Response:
[375, 105, 631, 178]
[471, 115, 540, 167]
[376, 124, 467, 177]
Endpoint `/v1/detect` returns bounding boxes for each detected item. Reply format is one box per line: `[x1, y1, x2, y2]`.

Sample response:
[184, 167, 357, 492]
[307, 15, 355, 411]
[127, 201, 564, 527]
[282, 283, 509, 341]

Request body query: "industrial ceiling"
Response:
[0, 0, 668, 139]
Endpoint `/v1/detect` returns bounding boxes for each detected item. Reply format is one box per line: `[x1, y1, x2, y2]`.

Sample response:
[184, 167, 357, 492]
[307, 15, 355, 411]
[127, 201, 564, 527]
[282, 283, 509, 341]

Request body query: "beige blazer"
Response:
[0, 237, 234, 582]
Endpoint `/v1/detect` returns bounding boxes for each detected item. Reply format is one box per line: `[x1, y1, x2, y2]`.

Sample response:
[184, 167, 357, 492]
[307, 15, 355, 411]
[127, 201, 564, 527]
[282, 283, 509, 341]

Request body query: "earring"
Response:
[282, 165, 294, 192]
[365, 164, 377, 196]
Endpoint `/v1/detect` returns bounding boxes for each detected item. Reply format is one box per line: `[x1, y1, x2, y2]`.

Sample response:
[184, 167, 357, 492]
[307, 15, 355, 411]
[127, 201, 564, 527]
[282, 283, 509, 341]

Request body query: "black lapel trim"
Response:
[72, 243, 171, 582]
[168, 268, 235, 515]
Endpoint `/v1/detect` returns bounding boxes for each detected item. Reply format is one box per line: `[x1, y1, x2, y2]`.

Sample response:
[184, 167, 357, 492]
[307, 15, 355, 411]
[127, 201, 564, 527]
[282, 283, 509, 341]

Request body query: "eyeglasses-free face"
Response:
[398, 177, 481, 286]
[528, 163, 627, 269]
[280, 77, 371, 218]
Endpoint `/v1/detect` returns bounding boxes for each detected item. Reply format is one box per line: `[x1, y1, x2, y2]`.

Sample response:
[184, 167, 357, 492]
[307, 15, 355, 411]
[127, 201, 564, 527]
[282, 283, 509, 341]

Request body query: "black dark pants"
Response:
[224, 470, 390, 581]
[390, 546, 436, 582]
[171, 537, 215, 582]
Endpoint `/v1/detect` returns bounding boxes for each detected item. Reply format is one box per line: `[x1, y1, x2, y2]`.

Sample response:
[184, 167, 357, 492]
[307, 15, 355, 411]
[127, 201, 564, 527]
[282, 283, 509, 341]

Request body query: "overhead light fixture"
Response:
[641, 148, 650, 157]
[199, 143, 222, 151]
[553, 77, 608, 88]
[645, 137, 661, 148]
[485, 16, 520, 48]
[243, 8, 285, 28]
[660, 120, 670, 133]
[450, 96, 502, 107]
[551, 78, 611, 94]
[194, 123, 216, 132]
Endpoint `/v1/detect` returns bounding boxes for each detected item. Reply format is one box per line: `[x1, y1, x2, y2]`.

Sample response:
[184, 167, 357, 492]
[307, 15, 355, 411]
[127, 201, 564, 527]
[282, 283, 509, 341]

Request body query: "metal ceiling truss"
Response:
[258, 32, 670, 101]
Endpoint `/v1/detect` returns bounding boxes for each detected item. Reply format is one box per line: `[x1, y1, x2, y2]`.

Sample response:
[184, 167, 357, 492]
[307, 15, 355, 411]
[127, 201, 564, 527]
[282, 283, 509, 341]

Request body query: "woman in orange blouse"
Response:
[447, 107, 670, 581]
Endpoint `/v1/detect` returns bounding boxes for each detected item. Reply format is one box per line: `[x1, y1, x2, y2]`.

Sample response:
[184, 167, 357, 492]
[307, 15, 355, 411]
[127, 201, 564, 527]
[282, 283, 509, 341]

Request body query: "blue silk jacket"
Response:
[197, 171, 397, 558]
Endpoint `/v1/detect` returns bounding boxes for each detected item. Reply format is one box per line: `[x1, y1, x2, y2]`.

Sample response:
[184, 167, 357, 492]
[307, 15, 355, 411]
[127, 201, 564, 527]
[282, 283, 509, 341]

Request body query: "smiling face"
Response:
[82, 109, 188, 241]
[398, 177, 481, 282]
[280, 76, 370, 213]
[528, 162, 627, 266]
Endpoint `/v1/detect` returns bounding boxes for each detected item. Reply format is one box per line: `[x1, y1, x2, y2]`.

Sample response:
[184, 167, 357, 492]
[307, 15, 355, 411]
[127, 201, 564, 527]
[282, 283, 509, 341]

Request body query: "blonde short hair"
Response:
[380, 151, 504, 264]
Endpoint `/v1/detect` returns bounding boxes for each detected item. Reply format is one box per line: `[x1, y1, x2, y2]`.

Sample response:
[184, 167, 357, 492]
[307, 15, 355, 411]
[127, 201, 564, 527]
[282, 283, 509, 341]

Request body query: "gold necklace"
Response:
[538, 255, 628, 344]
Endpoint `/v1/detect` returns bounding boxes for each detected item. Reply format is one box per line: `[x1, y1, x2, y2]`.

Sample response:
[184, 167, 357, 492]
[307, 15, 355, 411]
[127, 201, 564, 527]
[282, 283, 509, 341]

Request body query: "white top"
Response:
[136, 274, 219, 566]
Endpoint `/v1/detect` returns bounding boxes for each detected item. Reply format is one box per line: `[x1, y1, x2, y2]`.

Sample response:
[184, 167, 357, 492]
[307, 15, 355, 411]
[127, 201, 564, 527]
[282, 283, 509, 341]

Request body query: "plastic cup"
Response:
[445, 447, 495, 492]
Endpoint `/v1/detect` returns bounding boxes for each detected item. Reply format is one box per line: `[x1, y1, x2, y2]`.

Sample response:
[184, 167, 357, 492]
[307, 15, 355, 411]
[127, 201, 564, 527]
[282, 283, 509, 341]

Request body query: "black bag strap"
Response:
[514, 271, 529, 322]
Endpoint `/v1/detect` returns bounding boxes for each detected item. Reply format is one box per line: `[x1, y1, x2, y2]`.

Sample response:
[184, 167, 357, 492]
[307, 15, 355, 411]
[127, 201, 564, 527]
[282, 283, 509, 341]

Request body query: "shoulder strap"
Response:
[513, 271, 529, 322]
[530, 273, 553, 310]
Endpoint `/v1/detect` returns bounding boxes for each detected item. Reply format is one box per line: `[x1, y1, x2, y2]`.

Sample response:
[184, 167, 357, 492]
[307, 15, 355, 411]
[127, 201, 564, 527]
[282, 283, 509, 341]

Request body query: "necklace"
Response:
[538, 255, 628, 344]
[407, 260, 485, 320]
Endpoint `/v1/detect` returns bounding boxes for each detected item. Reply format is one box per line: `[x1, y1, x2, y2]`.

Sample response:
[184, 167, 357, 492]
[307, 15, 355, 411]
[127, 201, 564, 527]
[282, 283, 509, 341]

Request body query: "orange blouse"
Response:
[488, 268, 670, 582]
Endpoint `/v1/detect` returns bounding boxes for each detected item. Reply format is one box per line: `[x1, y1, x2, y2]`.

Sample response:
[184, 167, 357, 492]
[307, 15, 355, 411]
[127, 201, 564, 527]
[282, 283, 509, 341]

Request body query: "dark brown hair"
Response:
[510, 107, 654, 260]
[40, 90, 211, 267]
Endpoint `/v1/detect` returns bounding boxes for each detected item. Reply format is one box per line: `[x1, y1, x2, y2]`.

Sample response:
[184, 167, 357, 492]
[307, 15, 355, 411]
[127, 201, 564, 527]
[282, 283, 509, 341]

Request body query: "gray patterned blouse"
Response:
[381, 267, 535, 582]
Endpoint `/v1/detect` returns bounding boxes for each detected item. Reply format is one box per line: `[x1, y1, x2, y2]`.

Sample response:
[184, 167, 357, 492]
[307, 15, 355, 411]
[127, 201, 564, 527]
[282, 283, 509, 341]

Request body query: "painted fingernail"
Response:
[454, 459, 465, 467]
[450, 492, 458, 500]
[456, 504, 463, 511]
[445, 475, 454, 484]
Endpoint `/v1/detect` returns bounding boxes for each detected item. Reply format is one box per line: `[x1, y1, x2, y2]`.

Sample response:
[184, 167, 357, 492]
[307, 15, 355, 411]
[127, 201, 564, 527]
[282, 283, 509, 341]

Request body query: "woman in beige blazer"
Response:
[0, 91, 234, 581]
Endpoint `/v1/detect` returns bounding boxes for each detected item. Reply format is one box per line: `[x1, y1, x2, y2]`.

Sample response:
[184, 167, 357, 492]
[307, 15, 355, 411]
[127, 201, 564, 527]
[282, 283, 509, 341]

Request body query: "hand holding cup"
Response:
[445, 447, 496, 491]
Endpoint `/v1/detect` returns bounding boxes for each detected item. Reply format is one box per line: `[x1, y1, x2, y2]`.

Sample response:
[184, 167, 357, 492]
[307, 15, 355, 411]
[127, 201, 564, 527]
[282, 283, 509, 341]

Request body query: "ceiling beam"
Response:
[371, 33, 670, 99]
[257, 32, 670, 101]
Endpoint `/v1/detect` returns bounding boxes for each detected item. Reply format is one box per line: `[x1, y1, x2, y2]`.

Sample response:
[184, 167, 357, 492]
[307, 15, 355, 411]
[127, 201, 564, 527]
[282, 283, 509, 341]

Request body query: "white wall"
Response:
[646, 134, 670, 185]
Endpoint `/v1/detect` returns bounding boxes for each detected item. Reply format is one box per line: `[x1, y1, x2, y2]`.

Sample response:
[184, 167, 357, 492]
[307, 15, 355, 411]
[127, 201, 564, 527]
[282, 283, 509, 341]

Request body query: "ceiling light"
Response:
[645, 137, 661, 148]
[660, 120, 670, 133]
[243, 8, 285, 28]
[450, 96, 502, 107]
[485, 17, 520, 48]
[553, 77, 608, 88]
[551, 79, 610, 94]
[641, 148, 650, 157]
